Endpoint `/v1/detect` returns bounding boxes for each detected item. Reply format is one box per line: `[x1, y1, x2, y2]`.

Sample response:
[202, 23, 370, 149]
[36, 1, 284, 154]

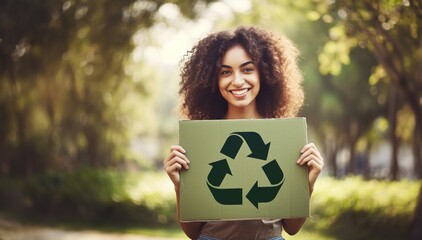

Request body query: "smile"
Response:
[230, 88, 249, 97]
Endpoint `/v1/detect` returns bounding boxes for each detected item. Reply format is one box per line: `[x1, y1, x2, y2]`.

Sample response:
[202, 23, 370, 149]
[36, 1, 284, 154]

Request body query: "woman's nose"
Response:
[232, 73, 245, 86]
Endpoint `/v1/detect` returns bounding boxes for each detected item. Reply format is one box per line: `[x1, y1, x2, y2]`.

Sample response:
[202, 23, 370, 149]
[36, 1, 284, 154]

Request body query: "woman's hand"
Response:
[297, 143, 324, 194]
[163, 145, 190, 190]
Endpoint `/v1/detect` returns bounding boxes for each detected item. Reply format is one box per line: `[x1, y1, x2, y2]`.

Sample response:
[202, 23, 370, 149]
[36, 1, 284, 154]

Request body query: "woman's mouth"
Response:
[230, 88, 249, 97]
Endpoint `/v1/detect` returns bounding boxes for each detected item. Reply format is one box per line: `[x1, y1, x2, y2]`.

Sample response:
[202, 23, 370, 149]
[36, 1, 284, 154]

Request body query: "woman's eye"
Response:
[220, 70, 231, 76]
[243, 67, 254, 73]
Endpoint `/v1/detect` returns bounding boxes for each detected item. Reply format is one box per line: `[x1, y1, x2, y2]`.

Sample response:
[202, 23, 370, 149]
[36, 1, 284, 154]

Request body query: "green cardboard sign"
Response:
[179, 118, 310, 222]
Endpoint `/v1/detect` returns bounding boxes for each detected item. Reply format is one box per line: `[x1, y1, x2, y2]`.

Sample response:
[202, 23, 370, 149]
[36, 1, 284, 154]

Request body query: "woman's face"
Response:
[218, 44, 260, 116]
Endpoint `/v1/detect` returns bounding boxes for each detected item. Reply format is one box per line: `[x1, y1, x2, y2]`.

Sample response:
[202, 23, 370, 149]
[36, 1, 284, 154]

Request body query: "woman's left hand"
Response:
[297, 143, 324, 194]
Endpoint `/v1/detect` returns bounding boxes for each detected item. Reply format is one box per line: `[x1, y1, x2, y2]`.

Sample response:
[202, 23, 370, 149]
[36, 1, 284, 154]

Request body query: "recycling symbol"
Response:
[206, 132, 285, 209]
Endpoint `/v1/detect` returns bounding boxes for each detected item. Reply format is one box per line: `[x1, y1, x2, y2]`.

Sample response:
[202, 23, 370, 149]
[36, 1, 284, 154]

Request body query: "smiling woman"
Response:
[163, 26, 324, 240]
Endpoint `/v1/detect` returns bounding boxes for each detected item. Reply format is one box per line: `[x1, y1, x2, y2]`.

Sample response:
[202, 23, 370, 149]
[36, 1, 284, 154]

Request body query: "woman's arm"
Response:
[164, 145, 204, 239]
[282, 143, 324, 235]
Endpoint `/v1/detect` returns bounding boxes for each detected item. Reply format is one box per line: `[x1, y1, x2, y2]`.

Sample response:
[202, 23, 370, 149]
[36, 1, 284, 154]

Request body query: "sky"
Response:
[132, 0, 251, 66]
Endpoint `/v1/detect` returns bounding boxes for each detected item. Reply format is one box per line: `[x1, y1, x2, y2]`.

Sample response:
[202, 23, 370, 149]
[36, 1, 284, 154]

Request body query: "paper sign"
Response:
[179, 118, 310, 221]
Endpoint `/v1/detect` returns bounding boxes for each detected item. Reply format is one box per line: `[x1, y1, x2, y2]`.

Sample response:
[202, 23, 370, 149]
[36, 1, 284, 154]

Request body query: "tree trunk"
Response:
[414, 117, 422, 178]
[6, 59, 30, 177]
[331, 152, 338, 178]
[363, 142, 372, 179]
[348, 140, 356, 175]
[348, 121, 358, 175]
[325, 133, 338, 177]
[388, 86, 399, 180]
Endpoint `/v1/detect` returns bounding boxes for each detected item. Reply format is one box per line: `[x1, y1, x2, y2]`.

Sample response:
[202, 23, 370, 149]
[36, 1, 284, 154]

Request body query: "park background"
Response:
[0, 0, 421, 239]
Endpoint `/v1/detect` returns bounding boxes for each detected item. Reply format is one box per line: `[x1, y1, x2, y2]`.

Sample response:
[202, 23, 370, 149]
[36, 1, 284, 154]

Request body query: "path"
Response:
[1, 228, 184, 240]
[0, 216, 185, 240]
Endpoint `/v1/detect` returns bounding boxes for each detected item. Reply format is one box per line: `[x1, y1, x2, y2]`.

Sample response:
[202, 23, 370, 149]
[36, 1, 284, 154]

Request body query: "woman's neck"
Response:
[225, 106, 263, 120]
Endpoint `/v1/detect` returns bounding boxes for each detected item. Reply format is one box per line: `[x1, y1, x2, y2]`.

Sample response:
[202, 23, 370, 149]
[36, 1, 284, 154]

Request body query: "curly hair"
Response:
[179, 26, 304, 120]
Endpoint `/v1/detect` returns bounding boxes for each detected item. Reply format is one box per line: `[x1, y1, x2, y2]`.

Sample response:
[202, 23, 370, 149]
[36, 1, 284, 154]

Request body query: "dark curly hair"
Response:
[179, 26, 304, 120]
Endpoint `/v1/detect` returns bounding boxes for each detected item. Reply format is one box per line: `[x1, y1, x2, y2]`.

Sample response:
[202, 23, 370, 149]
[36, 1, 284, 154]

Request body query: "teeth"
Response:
[231, 89, 248, 95]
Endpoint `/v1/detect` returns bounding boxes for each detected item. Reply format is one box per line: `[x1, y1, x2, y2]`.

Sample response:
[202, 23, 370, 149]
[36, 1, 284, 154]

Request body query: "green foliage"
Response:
[0, 0, 217, 177]
[310, 0, 422, 177]
[318, 25, 355, 76]
[0, 169, 176, 226]
[309, 177, 419, 239]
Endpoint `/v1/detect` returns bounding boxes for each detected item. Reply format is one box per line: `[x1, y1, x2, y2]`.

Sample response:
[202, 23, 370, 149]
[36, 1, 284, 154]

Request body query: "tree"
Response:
[307, 0, 422, 236]
[0, 0, 216, 176]
[311, 0, 422, 178]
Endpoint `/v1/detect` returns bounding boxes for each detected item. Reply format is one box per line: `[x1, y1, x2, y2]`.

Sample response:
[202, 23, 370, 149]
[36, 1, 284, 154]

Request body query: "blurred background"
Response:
[0, 0, 421, 239]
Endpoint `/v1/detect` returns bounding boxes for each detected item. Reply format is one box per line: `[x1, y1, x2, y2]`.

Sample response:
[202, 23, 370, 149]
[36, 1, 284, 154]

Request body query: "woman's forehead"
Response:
[220, 45, 253, 65]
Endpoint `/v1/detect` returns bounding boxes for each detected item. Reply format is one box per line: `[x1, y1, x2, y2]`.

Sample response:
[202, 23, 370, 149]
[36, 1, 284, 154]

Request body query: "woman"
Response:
[163, 26, 324, 240]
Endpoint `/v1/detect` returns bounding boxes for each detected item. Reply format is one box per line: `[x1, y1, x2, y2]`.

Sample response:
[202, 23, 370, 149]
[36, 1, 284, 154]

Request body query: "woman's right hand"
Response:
[163, 145, 190, 190]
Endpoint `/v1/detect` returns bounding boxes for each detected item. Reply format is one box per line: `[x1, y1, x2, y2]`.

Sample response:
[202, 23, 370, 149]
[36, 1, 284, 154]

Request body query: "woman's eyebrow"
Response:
[220, 64, 232, 69]
[220, 61, 254, 69]
[240, 61, 254, 68]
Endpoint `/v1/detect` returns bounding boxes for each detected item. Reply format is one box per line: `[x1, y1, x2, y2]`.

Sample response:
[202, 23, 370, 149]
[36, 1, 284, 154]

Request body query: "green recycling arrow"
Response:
[220, 132, 270, 160]
[234, 132, 270, 160]
[207, 182, 243, 205]
[246, 179, 284, 209]
[246, 159, 284, 209]
[207, 159, 232, 186]
[207, 159, 242, 204]
[262, 159, 284, 184]
[220, 135, 243, 159]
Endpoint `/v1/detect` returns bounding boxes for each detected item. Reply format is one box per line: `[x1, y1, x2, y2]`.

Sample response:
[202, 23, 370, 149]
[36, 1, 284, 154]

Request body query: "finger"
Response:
[164, 149, 190, 165]
[172, 150, 190, 164]
[300, 143, 316, 153]
[298, 152, 324, 166]
[302, 146, 323, 160]
[168, 162, 182, 172]
[307, 159, 324, 171]
[170, 145, 186, 153]
[164, 156, 189, 170]
[297, 150, 318, 164]
[298, 146, 323, 163]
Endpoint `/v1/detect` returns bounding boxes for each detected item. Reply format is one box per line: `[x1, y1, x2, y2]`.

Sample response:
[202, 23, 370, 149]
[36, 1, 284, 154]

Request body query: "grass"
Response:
[121, 175, 419, 240]
[0, 172, 419, 240]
